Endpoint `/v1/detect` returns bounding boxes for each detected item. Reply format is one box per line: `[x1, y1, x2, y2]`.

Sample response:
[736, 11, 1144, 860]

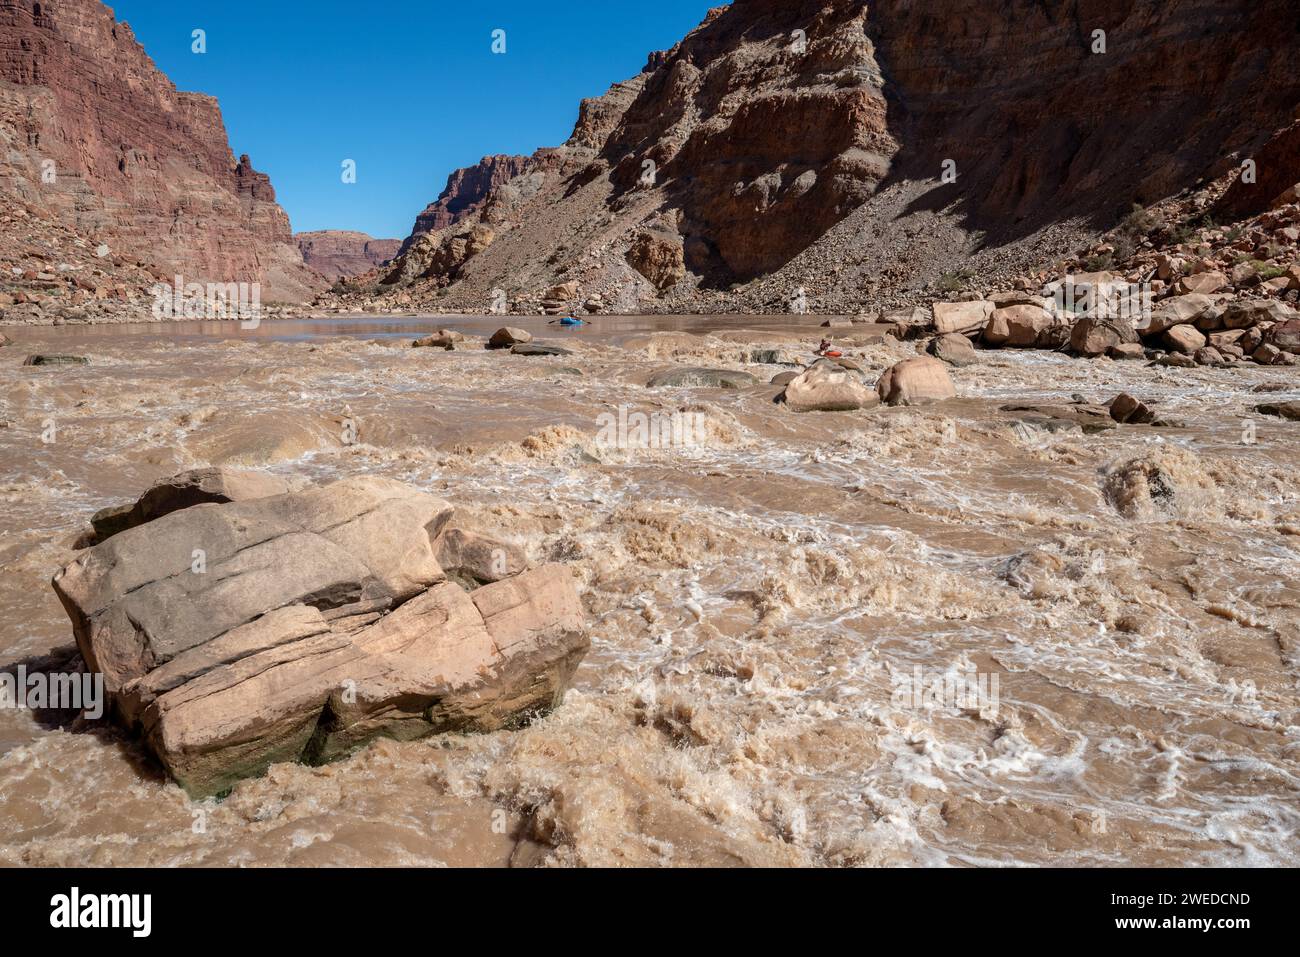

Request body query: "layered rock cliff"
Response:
[296, 231, 401, 279]
[398, 154, 531, 255]
[331, 0, 1300, 316]
[0, 0, 324, 305]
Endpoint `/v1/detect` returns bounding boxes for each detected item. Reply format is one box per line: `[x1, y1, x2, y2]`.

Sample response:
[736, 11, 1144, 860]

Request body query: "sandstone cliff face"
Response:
[296, 231, 402, 279]
[342, 0, 1300, 316]
[0, 0, 324, 303]
[398, 154, 531, 255]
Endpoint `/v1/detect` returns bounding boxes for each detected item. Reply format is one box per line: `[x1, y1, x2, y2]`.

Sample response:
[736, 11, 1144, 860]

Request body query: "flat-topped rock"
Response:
[53, 475, 588, 797]
[511, 343, 573, 357]
[91, 467, 295, 542]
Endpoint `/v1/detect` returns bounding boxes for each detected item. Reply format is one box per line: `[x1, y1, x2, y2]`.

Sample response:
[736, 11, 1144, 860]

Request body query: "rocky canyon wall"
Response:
[0, 0, 324, 303]
[356, 0, 1300, 315]
[296, 231, 401, 279]
[398, 154, 531, 255]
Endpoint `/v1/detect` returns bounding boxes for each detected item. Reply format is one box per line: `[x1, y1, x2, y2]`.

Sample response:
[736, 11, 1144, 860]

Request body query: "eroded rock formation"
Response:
[53, 472, 589, 797]
[398, 154, 531, 255]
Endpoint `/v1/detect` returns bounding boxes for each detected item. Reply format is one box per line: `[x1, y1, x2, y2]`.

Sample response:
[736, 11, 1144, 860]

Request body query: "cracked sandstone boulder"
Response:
[52, 476, 588, 797]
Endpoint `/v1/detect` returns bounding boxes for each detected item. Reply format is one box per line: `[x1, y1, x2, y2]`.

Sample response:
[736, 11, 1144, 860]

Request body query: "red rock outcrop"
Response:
[0, 0, 324, 303]
[398, 154, 530, 254]
[296, 231, 402, 279]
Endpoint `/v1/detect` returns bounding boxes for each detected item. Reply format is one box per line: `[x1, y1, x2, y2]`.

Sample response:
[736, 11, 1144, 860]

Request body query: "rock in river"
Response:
[23, 354, 89, 366]
[647, 367, 758, 389]
[488, 327, 533, 349]
[780, 360, 878, 412]
[52, 475, 589, 797]
[875, 357, 956, 406]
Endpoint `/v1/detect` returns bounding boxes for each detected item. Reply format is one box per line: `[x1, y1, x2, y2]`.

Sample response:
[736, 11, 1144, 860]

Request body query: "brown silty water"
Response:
[0, 314, 1297, 867]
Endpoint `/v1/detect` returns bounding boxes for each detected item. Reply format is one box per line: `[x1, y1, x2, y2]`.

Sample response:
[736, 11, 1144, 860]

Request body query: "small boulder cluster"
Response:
[882, 277, 1299, 370]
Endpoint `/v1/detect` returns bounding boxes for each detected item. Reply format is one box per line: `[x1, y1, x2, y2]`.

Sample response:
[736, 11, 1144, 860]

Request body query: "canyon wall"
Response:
[0, 0, 324, 303]
[353, 0, 1300, 315]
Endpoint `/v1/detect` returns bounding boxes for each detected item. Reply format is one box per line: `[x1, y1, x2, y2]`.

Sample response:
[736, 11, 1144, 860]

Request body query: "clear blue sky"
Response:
[108, 0, 723, 240]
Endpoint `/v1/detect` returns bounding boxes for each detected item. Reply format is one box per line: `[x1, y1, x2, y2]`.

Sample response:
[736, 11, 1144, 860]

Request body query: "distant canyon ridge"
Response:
[295, 232, 401, 280]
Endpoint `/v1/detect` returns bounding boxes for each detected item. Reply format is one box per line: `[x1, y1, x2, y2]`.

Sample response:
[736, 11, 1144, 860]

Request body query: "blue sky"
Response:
[108, 0, 722, 240]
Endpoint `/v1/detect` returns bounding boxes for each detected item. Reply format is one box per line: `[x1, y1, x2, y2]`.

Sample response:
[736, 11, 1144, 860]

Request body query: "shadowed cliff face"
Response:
[870, 0, 1300, 233]
[605, 0, 1300, 275]
[375, 0, 1300, 306]
[602, 0, 893, 280]
[0, 0, 324, 301]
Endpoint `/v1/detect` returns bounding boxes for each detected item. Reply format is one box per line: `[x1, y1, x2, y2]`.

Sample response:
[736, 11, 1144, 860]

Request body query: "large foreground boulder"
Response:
[53, 475, 588, 797]
[876, 356, 956, 406]
[780, 361, 878, 412]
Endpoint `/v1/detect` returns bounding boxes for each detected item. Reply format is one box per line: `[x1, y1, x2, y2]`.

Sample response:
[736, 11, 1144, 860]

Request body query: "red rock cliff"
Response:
[363, 0, 1300, 313]
[398, 154, 531, 254]
[0, 0, 324, 302]
[296, 231, 402, 279]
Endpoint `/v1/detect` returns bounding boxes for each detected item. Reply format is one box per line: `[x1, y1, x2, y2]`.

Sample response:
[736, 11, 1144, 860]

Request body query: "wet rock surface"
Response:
[53, 475, 589, 797]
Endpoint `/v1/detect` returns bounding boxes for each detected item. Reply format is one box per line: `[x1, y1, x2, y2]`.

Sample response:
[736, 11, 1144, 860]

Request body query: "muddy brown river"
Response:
[1, 314, 1297, 866]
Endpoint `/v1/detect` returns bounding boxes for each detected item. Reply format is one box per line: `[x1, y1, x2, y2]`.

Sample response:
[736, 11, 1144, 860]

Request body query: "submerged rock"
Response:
[52, 475, 589, 797]
[647, 367, 758, 389]
[413, 330, 463, 350]
[23, 354, 88, 366]
[1002, 402, 1117, 433]
[511, 343, 573, 356]
[1256, 401, 1300, 420]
